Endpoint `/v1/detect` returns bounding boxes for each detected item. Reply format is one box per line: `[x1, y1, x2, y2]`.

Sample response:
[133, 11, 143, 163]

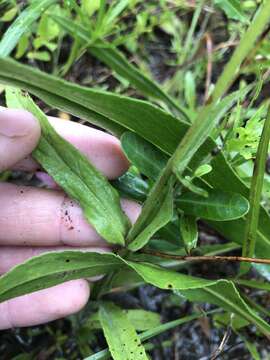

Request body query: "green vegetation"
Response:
[1, 0, 270, 358]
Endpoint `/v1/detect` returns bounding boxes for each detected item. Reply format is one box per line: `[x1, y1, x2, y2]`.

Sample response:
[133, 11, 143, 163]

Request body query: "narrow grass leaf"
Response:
[214, 0, 248, 23]
[241, 106, 270, 274]
[0, 0, 57, 57]
[6, 88, 130, 245]
[50, 15, 189, 119]
[99, 302, 148, 360]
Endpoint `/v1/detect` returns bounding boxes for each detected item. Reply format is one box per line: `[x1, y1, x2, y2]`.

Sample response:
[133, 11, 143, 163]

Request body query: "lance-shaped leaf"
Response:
[176, 190, 249, 221]
[0, 250, 269, 337]
[0, 57, 189, 153]
[126, 261, 270, 337]
[0, 59, 269, 274]
[0, 0, 57, 57]
[6, 88, 130, 245]
[0, 251, 123, 303]
[85, 311, 210, 360]
[99, 302, 148, 360]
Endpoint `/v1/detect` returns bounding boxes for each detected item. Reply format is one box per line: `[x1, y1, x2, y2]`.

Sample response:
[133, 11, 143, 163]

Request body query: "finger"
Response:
[15, 115, 129, 179]
[0, 109, 41, 171]
[0, 280, 90, 330]
[0, 183, 141, 246]
[0, 246, 109, 274]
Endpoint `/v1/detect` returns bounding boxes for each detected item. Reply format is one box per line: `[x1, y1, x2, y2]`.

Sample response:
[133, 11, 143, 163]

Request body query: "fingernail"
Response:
[0, 109, 35, 137]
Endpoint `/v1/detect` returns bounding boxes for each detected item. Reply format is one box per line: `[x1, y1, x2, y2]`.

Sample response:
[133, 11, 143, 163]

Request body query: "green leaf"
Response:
[121, 132, 168, 180]
[179, 215, 198, 253]
[0, 251, 123, 303]
[126, 261, 270, 337]
[0, 0, 57, 57]
[0, 58, 269, 267]
[50, 15, 189, 119]
[128, 87, 252, 252]
[205, 153, 270, 278]
[241, 106, 270, 274]
[214, 0, 249, 23]
[99, 302, 148, 360]
[127, 177, 174, 251]
[194, 164, 212, 178]
[85, 311, 211, 360]
[0, 57, 188, 147]
[6, 88, 130, 245]
[86, 309, 160, 331]
[176, 190, 249, 221]
[111, 171, 149, 202]
[124, 310, 160, 331]
[27, 50, 51, 61]
[233, 278, 270, 292]
[1, 250, 269, 337]
[184, 71, 196, 109]
[241, 335, 261, 360]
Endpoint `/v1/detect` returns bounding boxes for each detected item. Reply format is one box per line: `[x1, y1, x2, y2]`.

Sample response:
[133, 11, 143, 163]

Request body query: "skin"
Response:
[0, 107, 140, 330]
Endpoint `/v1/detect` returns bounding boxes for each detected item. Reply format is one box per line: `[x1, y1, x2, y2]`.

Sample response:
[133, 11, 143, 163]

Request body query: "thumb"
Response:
[0, 108, 41, 171]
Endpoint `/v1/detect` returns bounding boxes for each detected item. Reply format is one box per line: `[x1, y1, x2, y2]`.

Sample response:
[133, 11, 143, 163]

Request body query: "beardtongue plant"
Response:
[1, 0, 270, 358]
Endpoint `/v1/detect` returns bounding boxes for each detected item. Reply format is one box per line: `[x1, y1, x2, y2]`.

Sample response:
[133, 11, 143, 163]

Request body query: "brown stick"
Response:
[143, 250, 270, 265]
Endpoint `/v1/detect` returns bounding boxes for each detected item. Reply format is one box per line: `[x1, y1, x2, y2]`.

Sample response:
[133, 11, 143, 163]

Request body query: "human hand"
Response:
[0, 107, 140, 330]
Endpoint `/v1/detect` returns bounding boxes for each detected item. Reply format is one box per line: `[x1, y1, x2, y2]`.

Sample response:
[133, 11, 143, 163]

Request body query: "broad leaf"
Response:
[6, 88, 130, 245]
[176, 190, 249, 221]
[112, 171, 149, 202]
[0, 0, 57, 57]
[99, 302, 148, 360]
[121, 132, 168, 180]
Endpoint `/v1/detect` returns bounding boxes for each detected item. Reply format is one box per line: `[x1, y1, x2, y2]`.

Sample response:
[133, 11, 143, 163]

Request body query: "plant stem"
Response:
[142, 250, 270, 265]
[181, 0, 205, 64]
[240, 105, 270, 274]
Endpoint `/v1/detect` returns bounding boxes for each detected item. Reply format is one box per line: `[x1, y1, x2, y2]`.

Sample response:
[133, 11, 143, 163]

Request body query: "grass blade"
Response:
[50, 14, 189, 119]
[0, 0, 57, 57]
[241, 106, 270, 273]
[211, 0, 270, 102]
